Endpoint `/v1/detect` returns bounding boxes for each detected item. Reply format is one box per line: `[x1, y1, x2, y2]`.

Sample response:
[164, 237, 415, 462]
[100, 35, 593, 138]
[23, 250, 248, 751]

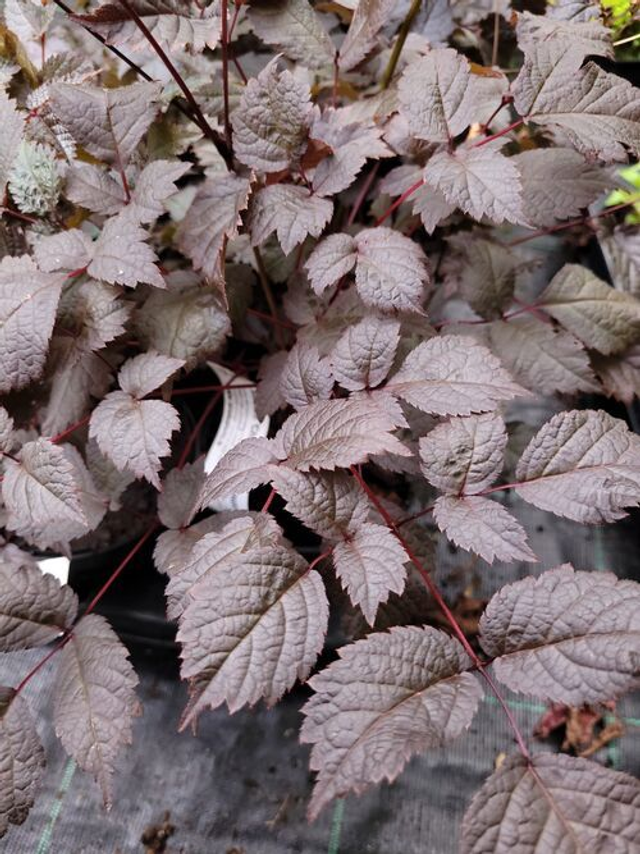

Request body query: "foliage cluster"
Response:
[0, 0, 639, 848]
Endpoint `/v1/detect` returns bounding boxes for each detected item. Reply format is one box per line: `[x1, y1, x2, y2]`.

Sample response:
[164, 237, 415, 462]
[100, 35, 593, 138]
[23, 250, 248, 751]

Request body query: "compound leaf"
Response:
[197, 437, 278, 509]
[129, 159, 190, 223]
[49, 81, 162, 166]
[516, 10, 613, 61]
[166, 513, 281, 619]
[270, 468, 369, 540]
[33, 229, 94, 274]
[424, 144, 526, 225]
[117, 351, 184, 399]
[249, 184, 333, 256]
[0, 688, 45, 839]
[514, 149, 613, 227]
[538, 264, 640, 355]
[353, 227, 431, 313]
[0, 562, 77, 652]
[53, 614, 139, 807]
[304, 233, 357, 295]
[338, 0, 395, 71]
[419, 413, 507, 495]
[310, 110, 391, 197]
[177, 173, 251, 283]
[74, 0, 220, 53]
[593, 344, 640, 404]
[247, 0, 335, 69]
[2, 439, 87, 530]
[461, 753, 640, 854]
[330, 315, 400, 391]
[399, 48, 477, 143]
[157, 458, 205, 530]
[387, 335, 528, 416]
[65, 163, 127, 216]
[231, 58, 311, 172]
[487, 317, 600, 395]
[0, 256, 63, 393]
[273, 397, 411, 471]
[480, 564, 640, 704]
[333, 522, 407, 625]
[88, 208, 165, 289]
[433, 496, 537, 564]
[178, 541, 329, 721]
[514, 409, 640, 522]
[301, 626, 483, 819]
[513, 43, 640, 161]
[153, 515, 222, 579]
[89, 393, 180, 489]
[281, 342, 334, 410]
[137, 280, 230, 369]
[454, 239, 517, 320]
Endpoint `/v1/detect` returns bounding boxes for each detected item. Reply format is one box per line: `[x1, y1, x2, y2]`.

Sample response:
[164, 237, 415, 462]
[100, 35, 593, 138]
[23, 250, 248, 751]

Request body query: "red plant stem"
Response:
[13, 522, 159, 697]
[349, 465, 531, 759]
[401, 477, 530, 527]
[170, 383, 256, 396]
[508, 195, 640, 247]
[220, 0, 232, 150]
[478, 480, 524, 497]
[177, 387, 226, 469]
[232, 55, 248, 84]
[49, 414, 91, 444]
[472, 118, 524, 148]
[66, 266, 89, 279]
[247, 307, 297, 330]
[115, 0, 232, 168]
[332, 53, 340, 108]
[52, 0, 154, 81]
[12, 374, 250, 697]
[228, 1, 242, 40]
[307, 548, 334, 574]
[14, 636, 70, 697]
[347, 162, 380, 227]
[0, 206, 37, 224]
[350, 466, 479, 662]
[261, 487, 277, 513]
[479, 667, 531, 758]
[479, 96, 511, 133]
[504, 301, 551, 324]
[116, 157, 132, 204]
[84, 523, 160, 616]
[397, 503, 435, 526]
[375, 178, 424, 227]
[52, 0, 215, 142]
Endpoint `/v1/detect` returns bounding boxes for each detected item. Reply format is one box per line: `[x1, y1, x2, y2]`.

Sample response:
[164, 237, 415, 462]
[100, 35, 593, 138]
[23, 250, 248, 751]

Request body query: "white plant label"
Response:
[203, 362, 270, 511]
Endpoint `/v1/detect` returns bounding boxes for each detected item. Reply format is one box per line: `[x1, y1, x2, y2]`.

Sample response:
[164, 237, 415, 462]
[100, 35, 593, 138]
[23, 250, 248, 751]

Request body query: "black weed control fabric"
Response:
[2, 502, 639, 854]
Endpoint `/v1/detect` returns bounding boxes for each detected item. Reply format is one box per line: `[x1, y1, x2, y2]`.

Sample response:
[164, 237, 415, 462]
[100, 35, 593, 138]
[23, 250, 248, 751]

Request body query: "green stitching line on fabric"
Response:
[327, 799, 345, 854]
[35, 758, 76, 854]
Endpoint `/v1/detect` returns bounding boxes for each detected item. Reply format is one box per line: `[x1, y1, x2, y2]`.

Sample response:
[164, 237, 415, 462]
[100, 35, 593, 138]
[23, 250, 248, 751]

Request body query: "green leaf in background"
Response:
[606, 162, 640, 223]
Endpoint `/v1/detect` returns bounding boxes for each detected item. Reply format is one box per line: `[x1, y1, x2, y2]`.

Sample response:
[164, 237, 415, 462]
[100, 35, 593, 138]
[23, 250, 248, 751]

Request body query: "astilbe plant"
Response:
[0, 0, 640, 848]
